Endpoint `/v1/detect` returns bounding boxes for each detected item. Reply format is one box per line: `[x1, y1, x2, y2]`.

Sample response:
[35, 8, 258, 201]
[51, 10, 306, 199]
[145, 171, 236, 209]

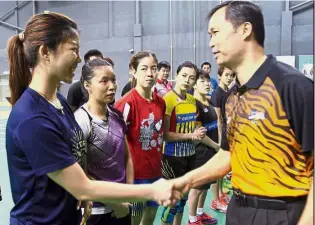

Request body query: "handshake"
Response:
[149, 176, 191, 207]
[79, 176, 192, 224]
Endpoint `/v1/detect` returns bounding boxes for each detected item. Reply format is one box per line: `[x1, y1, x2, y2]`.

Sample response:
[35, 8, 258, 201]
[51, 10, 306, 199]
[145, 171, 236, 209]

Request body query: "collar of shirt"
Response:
[157, 78, 169, 85]
[234, 54, 277, 95]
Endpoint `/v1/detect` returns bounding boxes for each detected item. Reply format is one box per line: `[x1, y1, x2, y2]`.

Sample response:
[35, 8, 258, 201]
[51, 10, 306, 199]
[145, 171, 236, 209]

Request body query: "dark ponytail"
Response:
[7, 12, 78, 106]
[7, 35, 31, 105]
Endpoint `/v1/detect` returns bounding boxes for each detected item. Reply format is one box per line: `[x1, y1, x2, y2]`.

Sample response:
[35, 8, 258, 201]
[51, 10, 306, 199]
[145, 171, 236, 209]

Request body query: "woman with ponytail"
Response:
[6, 12, 179, 225]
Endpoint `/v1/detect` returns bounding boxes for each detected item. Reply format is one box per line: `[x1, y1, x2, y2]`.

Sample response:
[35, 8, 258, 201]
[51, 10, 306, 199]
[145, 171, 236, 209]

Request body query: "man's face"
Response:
[202, 65, 211, 74]
[158, 67, 170, 82]
[208, 7, 244, 67]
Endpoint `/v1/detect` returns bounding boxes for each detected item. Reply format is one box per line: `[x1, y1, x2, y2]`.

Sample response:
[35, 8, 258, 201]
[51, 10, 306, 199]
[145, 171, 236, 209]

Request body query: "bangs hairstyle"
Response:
[176, 61, 198, 75]
[196, 69, 210, 80]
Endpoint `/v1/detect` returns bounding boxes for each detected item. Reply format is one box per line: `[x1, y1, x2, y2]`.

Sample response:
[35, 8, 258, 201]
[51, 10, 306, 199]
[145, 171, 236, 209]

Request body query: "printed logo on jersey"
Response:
[139, 112, 163, 151]
[204, 120, 218, 131]
[248, 110, 265, 124]
[71, 128, 87, 168]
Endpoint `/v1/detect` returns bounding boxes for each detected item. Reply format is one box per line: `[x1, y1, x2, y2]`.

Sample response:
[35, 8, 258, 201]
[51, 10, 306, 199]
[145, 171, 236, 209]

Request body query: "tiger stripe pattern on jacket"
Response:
[225, 76, 313, 197]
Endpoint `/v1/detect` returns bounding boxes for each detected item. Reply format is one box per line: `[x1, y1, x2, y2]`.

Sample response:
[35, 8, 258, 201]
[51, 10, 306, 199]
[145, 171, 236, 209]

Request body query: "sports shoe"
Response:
[187, 219, 203, 225]
[220, 193, 231, 204]
[211, 199, 228, 213]
[197, 212, 218, 224]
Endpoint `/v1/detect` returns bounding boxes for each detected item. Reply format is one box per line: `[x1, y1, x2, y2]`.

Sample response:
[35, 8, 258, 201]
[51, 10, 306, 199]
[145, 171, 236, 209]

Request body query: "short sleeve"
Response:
[115, 101, 132, 126]
[67, 82, 81, 107]
[195, 101, 202, 124]
[74, 108, 91, 141]
[220, 121, 230, 151]
[280, 74, 314, 152]
[14, 116, 76, 176]
[161, 97, 167, 115]
[214, 80, 218, 89]
[210, 89, 220, 107]
[164, 97, 174, 117]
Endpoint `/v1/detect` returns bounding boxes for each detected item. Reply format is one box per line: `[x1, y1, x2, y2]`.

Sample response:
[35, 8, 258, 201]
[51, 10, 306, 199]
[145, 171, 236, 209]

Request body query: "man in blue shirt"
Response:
[201, 62, 218, 96]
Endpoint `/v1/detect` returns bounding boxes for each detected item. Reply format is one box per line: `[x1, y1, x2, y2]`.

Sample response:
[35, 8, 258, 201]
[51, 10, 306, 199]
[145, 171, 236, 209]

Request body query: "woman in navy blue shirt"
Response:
[6, 12, 178, 225]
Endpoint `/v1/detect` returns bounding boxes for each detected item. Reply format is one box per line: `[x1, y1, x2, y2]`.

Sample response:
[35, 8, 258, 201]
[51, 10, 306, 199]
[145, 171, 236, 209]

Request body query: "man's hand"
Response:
[77, 201, 93, 225]
[111, 202, 130, 218]
[149, 178, 191, 207]
[171, 176, 191, 197]
[150, 178, 175, 207]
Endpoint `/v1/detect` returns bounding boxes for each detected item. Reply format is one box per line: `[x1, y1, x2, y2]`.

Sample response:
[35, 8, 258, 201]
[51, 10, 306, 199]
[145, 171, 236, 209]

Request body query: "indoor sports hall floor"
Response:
[0, 103, 227, 225]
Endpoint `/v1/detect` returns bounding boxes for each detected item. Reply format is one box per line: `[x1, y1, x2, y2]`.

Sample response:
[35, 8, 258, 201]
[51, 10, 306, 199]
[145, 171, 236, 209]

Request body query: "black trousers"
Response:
[86, 213, 131, 225]
[226, 195, 306, 225]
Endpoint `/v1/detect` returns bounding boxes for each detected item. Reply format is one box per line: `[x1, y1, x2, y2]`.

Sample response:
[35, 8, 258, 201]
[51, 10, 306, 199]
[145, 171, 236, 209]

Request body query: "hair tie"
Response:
[18, 32, 24, 42]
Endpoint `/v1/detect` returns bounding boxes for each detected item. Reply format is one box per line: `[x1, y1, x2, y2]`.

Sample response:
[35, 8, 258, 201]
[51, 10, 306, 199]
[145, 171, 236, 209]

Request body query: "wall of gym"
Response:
[0, 0, 313, 98]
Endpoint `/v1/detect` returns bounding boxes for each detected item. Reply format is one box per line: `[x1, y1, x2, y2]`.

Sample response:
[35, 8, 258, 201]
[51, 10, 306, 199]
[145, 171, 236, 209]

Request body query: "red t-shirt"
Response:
[115, 89, 166, 179]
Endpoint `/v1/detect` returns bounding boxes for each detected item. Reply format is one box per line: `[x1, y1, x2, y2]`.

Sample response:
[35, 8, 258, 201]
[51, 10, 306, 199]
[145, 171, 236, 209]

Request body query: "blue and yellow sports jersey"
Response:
[163, 90, 197, 157]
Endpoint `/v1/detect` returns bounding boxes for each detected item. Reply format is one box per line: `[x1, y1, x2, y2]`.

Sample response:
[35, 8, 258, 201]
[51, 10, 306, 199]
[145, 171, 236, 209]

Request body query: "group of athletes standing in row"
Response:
[65, 48, 236, 225]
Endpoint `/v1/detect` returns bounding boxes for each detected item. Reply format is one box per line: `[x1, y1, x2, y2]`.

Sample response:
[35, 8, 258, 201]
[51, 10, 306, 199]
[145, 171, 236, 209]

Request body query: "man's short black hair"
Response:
[103, 57, 115, 67]
[201, 62, 211, 69]
[158, 61, 171, 71]
[207, 1, 265, 47]
[84, 49, 103, 63]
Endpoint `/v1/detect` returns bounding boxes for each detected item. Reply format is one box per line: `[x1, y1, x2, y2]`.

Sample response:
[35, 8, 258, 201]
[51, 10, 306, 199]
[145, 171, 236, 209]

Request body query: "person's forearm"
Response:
[298, 180, 313, 225]
[125, 156, 134, 184]
[80, 180, 152, 204]
[217, 121, 222, 145]
[48, 163, 155, 205]
[165, 131, 194, 142]
[184, 149, 231, 188]
[124, 137, 134, 184]
[200, 136, 219, 150]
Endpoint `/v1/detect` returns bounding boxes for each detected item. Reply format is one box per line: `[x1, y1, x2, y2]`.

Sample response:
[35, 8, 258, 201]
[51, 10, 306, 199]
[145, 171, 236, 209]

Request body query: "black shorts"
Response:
[86, 213, 131, 225]
[161, 154, 196, 180]
[194, 144, 217, 168]
[193, 144, 217, 189]
[226, 194, 306, 225]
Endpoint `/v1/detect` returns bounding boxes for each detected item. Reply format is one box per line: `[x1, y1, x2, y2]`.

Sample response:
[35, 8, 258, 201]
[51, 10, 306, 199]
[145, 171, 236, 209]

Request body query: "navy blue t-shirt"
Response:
[6, 88, 86, 225]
